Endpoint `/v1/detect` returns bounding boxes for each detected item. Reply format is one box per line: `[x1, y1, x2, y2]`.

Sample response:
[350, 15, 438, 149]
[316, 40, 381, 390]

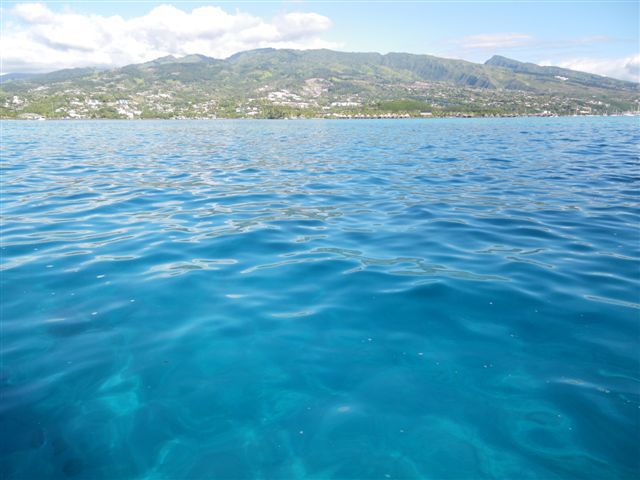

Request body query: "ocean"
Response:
[1, 117, 639, 479]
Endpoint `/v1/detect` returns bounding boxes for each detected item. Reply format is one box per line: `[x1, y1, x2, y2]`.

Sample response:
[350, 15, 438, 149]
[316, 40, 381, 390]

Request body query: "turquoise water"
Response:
[1, 118, 639, 479]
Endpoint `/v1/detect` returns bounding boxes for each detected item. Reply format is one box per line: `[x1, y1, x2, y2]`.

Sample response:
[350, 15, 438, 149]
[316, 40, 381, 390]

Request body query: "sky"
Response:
[1, 1, 638, 81]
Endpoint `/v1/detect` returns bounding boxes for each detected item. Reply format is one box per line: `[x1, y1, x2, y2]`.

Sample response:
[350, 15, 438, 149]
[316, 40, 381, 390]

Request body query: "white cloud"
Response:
[454, 33, 619, 52]
[275, 12, 332, 39]
[1, 3, 339, 73]
[458, 33, 533, 49]
[542, 54, 640, 82]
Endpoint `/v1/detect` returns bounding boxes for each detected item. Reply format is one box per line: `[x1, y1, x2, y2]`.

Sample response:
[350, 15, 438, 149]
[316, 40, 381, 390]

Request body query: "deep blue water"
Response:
[1, 118, 639, 479]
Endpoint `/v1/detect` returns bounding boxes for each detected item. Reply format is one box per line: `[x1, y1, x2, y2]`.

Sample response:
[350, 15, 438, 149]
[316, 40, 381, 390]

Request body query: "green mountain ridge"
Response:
[484, 55, 635, 91]
[2, 48, 638, 119]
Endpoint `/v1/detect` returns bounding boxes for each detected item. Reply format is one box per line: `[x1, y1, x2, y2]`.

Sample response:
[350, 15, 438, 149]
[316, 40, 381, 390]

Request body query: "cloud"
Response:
[543, 54, 640, 82]
[1, 3, 339, 73]
[457, 33, 533, 49]
[275, 12, 332, 39]
[454, 33, 620, 52]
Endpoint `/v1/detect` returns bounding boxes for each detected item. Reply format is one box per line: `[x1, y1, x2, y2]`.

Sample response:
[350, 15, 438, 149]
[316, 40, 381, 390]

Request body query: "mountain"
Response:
[1, 73, 39, 82]
[1, 49, 637, 119]
[484, 55, 633, 91]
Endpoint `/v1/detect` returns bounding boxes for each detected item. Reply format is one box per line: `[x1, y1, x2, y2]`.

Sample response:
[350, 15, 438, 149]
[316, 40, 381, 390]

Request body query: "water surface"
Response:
[1, 118, 639, 479]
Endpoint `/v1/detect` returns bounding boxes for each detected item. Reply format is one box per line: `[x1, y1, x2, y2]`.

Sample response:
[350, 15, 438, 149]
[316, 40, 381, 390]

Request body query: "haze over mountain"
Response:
[1, 49, 638, 119]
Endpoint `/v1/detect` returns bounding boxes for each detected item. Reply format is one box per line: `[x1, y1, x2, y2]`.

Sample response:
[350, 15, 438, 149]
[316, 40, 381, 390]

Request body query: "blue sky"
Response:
[1, 1, 638, 80]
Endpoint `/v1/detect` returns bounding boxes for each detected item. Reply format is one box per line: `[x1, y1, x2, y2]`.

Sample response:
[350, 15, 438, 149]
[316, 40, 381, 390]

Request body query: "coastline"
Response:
[2, 113, 638, 121]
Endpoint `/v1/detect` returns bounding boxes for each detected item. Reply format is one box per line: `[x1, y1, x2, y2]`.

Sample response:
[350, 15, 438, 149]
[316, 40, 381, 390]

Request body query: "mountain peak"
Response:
[144, 55, 177, 66]
[485, 55, 523, 67]
[176, 54, 212, 63]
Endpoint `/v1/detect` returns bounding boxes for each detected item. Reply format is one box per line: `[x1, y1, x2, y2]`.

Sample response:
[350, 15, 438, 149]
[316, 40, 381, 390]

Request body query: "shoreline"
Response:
[2, 113, 638, 121]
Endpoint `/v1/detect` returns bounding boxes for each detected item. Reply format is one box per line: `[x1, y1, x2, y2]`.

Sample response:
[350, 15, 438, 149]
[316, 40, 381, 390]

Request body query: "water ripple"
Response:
[1, 118, 639, 479]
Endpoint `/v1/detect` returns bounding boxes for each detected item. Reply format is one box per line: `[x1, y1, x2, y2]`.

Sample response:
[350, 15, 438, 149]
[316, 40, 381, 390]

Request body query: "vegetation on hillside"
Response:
[1, 49, 638, 119]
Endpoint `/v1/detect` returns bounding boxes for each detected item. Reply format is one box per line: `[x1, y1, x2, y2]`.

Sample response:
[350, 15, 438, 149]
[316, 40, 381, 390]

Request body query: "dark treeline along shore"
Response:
[1, 48, 638, 119]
